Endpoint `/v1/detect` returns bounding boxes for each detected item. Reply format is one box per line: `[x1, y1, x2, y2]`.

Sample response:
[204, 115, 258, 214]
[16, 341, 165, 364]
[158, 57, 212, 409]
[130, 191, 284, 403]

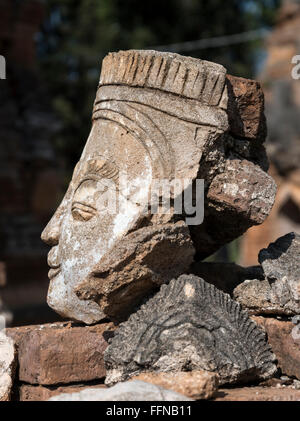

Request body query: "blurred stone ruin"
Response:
[0, 0, 63, 326]
[240, 0, 300, 265]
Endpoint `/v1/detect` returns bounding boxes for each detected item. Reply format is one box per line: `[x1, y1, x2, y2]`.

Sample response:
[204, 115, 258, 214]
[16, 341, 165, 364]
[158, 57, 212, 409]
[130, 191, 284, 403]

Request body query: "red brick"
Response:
[214, 386, 300, 401]
[227, 74, 266, 141]
[252, 316, 300, 380]
[19, 383, 106, 401]
[7, 322, 115, 385]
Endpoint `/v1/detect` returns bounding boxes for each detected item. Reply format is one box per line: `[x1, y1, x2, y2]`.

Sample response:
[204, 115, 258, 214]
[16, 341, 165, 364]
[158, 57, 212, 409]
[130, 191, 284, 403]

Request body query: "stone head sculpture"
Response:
[41, 50, 276, 323]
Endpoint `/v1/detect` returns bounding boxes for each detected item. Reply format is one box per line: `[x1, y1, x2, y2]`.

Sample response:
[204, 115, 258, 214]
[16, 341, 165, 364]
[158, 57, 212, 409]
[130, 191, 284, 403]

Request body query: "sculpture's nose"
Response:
[41, 210, 61, 246]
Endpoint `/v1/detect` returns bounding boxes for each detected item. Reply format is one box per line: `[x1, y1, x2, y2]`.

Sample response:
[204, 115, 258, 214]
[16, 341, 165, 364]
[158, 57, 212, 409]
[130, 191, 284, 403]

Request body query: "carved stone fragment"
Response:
[259, 232, 300, 283]
[234, 232, 300, 315]
[104, 275, 277, 386]
[226, 74, 266, 141]
[191, 158, 276, 259]
[131, 370, 219, 400]
[190, 261, 264, 295]
[75, 221, 194, 322]
[49, 380, 193, 401]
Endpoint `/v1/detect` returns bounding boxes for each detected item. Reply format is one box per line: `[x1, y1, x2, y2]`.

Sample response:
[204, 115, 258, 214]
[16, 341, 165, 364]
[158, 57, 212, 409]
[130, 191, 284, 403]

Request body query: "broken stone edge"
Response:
[104, 275, 277, 386]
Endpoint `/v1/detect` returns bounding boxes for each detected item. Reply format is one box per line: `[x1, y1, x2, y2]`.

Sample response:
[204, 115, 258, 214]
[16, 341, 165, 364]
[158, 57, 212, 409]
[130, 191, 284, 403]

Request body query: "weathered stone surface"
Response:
[214, 386, 300, 401]
[234, 279, 279, 314]
[7, 321, 114, 385]
[41, 49, 275, 324]
[259, 232, 300, 283]
[234, 233, 300, 315]
[49, 380, 193, 401]
[131, 370, 218, 400]
[259, 376, 294, 388]
[207, 159, 276, 227]
[76, 222, 194, 322]
[226, 74, 266, 141]
[0, 331, 16, 401]
[19, 384, 106, 402]
[6, 321, 70, 346]
[260, 376, 300, 389]
[190, 158, 275, 260]
[252, 316, 300, 380]
[189, 262, 263, 295]
[239, 165, 300, 267]
[105, 275, 277, 386]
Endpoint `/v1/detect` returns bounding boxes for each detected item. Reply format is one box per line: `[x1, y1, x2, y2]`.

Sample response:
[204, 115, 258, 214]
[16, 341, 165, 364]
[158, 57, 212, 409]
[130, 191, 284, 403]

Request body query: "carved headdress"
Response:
[93, 50, 229, 180]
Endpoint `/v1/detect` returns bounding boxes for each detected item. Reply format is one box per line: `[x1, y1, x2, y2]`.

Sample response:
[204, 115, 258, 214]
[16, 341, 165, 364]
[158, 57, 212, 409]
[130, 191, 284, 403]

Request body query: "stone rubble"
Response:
[104, 275, 277, 386]
[3, 49, 295, 402]
[191, 232, 300, 317]
[213, 386, 300, 401]
[19, 384, 106, 402]
[49, 380, 193, 401]
[131, 370, 219, 400]
[75, 221, 194, 322]
[252, 316, 300, 381]
[6, 321, 114, 385]
[190, 261, 264, 295]
[234, 232, 300, 315]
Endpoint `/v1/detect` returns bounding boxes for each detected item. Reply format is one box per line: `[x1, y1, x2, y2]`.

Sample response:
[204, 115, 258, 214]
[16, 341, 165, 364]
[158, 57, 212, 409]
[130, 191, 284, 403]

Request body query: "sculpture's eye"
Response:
[71, 173, 117, 221]
[71, 201, 97, 221]
[71, 179, 100, 222]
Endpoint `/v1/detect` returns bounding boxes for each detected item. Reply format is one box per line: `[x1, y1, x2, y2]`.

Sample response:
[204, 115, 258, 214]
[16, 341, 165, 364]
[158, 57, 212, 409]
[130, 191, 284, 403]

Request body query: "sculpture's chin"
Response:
[47, 272, 105, 325]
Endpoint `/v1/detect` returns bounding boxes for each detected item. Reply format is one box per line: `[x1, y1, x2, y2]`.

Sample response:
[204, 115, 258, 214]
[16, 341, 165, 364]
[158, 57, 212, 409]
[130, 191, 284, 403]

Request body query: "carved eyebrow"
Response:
[81, 158, 119, 182]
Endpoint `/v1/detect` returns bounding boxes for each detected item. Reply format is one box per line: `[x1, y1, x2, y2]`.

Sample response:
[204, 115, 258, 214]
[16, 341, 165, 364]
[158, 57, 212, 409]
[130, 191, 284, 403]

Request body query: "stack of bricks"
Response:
[4, 315, 300, 401]
[6, 322, 115, 401]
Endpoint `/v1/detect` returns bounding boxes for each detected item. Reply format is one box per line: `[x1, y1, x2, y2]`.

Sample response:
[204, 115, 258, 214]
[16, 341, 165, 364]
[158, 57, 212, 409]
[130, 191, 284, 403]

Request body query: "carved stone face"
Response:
[41, 119, 153, 323]
[41, 50, 275, 324]
[41, 50, 229, 324]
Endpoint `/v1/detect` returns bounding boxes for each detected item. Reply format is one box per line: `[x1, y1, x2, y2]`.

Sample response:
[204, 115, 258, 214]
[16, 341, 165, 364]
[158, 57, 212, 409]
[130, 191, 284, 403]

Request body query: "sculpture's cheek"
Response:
[47, 269, 104, 323]
[59, 216, 105, 278]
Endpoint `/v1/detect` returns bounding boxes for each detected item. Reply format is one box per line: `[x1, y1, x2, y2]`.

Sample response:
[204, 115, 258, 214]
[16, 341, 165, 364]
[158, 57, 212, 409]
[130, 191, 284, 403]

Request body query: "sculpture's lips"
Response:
[48, 266, 61, 280]
[47, 246, 60, 280]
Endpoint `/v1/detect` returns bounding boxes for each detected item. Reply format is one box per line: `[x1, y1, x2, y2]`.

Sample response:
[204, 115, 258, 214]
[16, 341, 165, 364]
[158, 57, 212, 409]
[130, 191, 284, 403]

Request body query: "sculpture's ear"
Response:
[74, 221, 195, 322]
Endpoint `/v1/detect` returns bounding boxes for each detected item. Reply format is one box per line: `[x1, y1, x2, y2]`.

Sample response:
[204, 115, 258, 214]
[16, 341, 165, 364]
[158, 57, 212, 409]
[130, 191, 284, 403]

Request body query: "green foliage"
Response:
[38, 0, 280, 173]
